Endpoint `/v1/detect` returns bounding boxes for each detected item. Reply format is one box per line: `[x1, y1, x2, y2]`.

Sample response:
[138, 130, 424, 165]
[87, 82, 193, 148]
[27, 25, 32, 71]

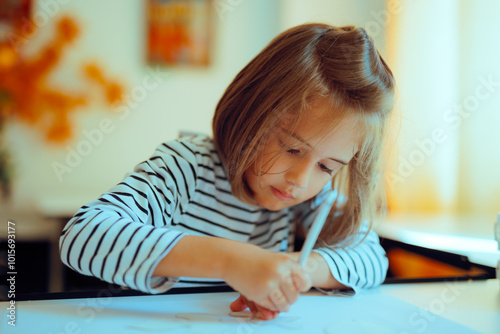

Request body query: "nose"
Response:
[285, 157, 313, 189]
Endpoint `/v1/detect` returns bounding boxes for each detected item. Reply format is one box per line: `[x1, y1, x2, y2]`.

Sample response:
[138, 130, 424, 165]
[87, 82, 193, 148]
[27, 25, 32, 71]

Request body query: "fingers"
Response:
[232, 295, 279, 320]
[254, 303, 279, 320]
[269, 289, 290, 312]
[264, 263, 312, 313]
[227, 251, 310, 316]
[282, 270, 303, 304]
[231, 271, 309, 316]
[230, 296, 247, 312]
[272, 265, 311, 312]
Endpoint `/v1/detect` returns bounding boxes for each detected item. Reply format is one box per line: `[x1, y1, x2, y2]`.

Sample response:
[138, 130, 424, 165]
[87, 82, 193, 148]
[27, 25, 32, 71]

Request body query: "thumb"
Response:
[230, 296, 248, 312]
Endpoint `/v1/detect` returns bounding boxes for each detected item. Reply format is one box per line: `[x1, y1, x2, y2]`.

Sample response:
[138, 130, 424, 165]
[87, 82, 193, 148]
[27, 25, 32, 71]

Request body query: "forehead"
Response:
[286, 100, 360, 161]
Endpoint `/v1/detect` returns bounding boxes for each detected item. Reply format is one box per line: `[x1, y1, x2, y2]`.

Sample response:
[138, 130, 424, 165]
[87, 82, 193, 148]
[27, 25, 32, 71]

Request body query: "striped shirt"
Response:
[59, 135, 388, 294]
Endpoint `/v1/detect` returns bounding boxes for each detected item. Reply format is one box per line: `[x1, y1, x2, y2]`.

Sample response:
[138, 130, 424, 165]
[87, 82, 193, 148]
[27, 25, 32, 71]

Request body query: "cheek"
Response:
[260, 152, 292, 175]
[306, 177, 332, 198]
[245, 165, 273, 191]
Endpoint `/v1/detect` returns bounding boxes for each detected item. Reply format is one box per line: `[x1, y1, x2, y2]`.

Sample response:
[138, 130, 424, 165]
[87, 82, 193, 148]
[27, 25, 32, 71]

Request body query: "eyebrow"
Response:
[281, 128, 348, 165]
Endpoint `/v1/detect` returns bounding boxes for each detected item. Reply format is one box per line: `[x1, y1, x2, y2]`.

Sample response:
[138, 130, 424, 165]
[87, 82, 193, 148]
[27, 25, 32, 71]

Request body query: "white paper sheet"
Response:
[0, 289, 479, 334]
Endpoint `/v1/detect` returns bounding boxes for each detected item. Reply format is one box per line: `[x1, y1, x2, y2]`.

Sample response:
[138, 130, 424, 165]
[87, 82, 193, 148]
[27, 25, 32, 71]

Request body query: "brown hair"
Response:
[212, 23, 395, 246]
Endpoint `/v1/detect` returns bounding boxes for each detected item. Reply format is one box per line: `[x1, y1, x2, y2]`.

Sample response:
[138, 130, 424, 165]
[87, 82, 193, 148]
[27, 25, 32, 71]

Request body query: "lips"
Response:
[271, 187, 294, 201]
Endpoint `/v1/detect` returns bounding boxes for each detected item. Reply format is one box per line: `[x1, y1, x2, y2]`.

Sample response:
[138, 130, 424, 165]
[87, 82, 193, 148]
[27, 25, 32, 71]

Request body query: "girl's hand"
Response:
[223, 246, 311, 313]
[230, 294, 279, 320]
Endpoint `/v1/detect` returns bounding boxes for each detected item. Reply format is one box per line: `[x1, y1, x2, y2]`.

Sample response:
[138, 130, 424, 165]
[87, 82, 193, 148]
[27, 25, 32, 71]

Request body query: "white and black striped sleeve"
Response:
[312, 224, 388, 294]
[296, 188, 389, 294]
[59, 139, 199, 294]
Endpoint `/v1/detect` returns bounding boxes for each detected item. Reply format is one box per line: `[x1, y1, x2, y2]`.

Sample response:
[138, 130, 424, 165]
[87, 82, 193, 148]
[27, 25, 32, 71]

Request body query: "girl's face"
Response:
[244, 100, 359, 211]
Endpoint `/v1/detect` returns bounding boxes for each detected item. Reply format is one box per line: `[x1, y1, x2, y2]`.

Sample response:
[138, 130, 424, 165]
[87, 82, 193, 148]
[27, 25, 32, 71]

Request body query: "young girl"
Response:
[60, 23, 395, 320]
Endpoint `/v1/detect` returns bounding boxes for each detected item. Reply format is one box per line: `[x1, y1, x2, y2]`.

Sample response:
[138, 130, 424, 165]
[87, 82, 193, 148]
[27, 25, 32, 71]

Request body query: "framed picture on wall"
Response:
[147, 0, 213, 67]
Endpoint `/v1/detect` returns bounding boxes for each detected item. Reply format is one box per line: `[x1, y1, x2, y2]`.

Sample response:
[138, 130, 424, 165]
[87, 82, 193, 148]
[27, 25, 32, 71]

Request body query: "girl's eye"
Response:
[278, 139, 300, 155]
[319, 163, 333, 175]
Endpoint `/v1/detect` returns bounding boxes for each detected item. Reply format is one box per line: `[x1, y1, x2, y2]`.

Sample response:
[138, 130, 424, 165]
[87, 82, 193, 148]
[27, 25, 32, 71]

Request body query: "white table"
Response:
[2, 280, 498, 334]
[379, 279, 500, 334]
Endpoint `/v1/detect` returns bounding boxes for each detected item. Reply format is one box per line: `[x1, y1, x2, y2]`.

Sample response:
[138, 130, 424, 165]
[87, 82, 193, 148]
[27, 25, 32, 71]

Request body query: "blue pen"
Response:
[299, 191, 337, 267]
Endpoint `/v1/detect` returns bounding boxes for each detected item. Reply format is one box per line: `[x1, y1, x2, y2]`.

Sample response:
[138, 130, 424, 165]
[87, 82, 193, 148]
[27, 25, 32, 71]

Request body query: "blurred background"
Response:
[0, 0, 498, 297]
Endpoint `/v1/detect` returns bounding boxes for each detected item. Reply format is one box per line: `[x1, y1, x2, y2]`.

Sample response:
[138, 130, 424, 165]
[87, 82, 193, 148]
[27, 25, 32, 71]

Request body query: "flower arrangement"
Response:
[0, 16, 124, 199]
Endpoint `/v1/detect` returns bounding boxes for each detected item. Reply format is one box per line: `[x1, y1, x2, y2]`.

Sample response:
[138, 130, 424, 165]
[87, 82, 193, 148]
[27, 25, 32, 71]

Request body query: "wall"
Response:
[280, 0, 388, 55]
[384, 0, 461, 213]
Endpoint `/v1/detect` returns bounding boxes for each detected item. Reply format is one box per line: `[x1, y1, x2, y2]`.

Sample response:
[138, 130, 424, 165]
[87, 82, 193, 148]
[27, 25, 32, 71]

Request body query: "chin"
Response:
[260, 199, 292, 212]
[264, 204, 283, 211]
